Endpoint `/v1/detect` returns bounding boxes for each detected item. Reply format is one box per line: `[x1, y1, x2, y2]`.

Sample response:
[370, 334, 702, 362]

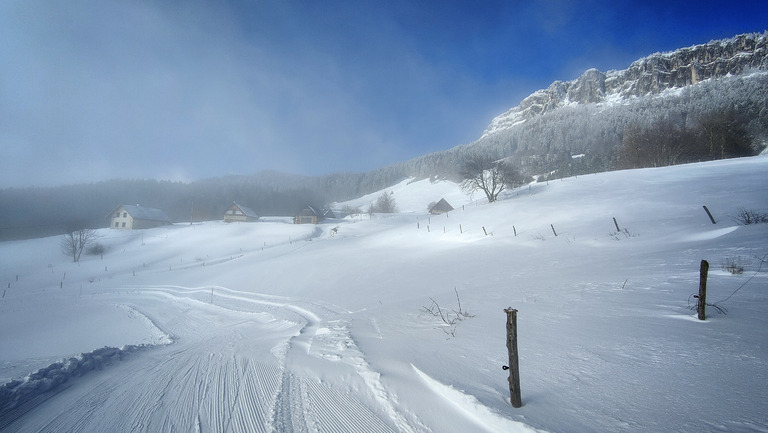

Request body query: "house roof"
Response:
[110, 205, 172, 223]
[230, 202, 259, 218]
[298, 205, 323, 217]
[429, 198, 454, 213]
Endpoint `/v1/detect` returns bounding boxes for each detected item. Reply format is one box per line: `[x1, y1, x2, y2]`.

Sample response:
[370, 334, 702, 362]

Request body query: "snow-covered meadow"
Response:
[1, 156, 767, 432]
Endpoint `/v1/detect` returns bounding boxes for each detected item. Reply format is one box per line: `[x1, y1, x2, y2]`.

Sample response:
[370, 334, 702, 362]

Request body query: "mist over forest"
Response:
[2, 62, 767, 241]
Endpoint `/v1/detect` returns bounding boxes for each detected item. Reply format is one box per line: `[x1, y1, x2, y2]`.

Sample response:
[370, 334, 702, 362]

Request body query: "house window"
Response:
[115, 222, 119, 227]
[122, 222, 126, 227]
[123, 212, 127, 217]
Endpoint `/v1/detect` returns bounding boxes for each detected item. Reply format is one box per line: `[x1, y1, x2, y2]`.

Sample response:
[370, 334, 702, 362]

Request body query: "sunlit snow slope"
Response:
[1, 157, 767, 433]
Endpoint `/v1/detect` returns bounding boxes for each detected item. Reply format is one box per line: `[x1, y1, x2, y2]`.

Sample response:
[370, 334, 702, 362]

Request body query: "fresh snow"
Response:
[1, 156, 767, 432]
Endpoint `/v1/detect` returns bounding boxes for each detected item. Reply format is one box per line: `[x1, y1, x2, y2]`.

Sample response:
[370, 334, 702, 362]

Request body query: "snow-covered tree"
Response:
[372, 192, 398, 213]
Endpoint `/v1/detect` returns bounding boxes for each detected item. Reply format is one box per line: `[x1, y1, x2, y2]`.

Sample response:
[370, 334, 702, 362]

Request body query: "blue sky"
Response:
[1, 0, 766, 187]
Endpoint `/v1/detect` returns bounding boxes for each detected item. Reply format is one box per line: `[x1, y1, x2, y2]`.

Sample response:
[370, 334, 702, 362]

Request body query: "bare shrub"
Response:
[609, 228, 637, 240]
[733, 207, 768, 225]
[422, 288, 475, 338]
[86, 243, 106, 256]
[721, 256, 749, 274]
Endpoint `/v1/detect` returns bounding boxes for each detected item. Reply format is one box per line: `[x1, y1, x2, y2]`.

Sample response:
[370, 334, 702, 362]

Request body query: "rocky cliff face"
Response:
[482, 32, 768, 138]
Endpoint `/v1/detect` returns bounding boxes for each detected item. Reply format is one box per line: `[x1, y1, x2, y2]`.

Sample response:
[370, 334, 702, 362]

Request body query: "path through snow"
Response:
[1, 284, 464, 432]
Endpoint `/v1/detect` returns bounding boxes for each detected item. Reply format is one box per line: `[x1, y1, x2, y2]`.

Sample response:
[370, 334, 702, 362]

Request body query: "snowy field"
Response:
[1, 156, 767, 432]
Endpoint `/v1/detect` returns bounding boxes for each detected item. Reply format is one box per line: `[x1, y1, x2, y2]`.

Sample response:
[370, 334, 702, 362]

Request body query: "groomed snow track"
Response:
[0, 285, 403, 433]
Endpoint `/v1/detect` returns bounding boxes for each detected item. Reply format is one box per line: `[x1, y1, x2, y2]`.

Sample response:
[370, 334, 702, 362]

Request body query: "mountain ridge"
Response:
[482, 32, 768, 138]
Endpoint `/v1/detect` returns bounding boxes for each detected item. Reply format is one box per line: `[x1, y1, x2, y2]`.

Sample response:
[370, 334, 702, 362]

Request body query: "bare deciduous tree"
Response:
[698, 109, 753, 160]
[460, 154, 525, 203]
[61, 228, 99, 263]
[615, 121, 701, 169]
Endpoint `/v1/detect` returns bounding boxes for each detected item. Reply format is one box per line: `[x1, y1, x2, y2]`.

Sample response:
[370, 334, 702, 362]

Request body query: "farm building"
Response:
[429, 198, 454, 215]
[223, 202, 259, 223]
[108, 205, 172, 230]
[294, 205, 324, 224]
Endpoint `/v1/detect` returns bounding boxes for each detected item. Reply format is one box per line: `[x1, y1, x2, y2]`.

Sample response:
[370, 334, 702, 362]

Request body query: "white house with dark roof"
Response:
[223, 202, 259, 223]
[108, 205, 173, 230]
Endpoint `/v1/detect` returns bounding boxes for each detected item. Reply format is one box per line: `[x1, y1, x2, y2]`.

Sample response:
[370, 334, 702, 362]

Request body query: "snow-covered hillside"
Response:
[1, 157, 767, 432]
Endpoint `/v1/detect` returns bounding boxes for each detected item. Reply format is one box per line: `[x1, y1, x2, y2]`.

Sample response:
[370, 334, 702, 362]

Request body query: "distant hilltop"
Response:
[482, 32, 768, 138]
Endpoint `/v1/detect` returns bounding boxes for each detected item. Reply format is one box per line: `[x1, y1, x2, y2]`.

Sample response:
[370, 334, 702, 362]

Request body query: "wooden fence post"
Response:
[504, 308, 522, 408]
[697, 260, 709, 320]
[551, 224, 558, 237]
[702, 206, 716, 224]
[613, 217, 620, 232]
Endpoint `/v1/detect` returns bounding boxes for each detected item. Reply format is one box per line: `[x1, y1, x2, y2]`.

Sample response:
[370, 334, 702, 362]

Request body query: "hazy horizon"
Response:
[2, 0, 766, 188]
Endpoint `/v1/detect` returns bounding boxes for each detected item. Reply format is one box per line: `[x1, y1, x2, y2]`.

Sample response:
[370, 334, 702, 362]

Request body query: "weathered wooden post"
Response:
[613, 217, 621, 232]
[550, 224, 558, 237]
[702, 206, 716, 224]
[697, 260, 709, 320]
[503, 307, 522, 408]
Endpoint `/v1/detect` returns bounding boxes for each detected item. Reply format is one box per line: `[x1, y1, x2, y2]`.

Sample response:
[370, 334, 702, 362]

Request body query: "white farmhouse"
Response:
[108, 205, 173, 230]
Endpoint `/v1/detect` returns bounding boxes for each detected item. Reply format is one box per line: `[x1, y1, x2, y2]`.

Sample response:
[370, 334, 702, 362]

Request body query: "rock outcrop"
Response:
[483, 32, 768, 138]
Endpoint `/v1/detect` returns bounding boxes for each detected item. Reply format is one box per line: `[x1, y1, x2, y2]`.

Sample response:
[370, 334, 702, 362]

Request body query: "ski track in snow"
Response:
[0, 284, 421, 432]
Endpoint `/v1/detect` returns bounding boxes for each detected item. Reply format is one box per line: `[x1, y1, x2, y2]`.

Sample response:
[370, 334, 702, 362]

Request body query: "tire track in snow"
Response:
[5, 284, 420, 432]
[272, 371, 308, 433]
[13, 353, 284, 433]
[3, 284, 289, 433]
[199, 285, 422, 433]
[283, 314, 421, 433]
[303, 377, 397, 433]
